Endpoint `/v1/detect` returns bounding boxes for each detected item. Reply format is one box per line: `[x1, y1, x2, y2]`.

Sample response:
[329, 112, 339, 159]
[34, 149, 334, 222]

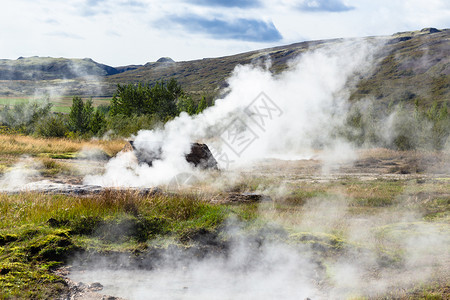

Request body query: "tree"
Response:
[177, 95, 196, 115]
[109, 79, 184, 120]
[69, 97, 94, 134]
[90, 109, 106, 135]
[196, 96, 208, 114]
[152, 79, 182, 120]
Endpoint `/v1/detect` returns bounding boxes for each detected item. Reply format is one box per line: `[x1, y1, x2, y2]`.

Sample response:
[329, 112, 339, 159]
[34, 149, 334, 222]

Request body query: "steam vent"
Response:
[123, 141, 218, 169]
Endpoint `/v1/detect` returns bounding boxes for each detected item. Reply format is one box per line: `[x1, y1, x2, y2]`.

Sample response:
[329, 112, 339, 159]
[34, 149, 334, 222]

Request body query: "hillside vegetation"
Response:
[0, 28, 448, 109]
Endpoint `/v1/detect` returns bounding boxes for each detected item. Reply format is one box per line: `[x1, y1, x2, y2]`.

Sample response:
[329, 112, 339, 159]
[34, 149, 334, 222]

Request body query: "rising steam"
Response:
[0, 156, 41, 191]
[85, 39, 383, 187]
[68, 197, 449, 300]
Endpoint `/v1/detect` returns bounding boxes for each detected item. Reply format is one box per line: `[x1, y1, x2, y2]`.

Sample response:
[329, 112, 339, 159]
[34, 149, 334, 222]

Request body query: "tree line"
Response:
[0, 78, 448, 151]
[0, 79, 212, 138]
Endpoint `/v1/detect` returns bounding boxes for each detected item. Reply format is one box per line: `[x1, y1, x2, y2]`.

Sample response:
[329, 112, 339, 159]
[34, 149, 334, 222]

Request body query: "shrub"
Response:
[343, 99, 449, 151]
[34, 114, 69, 138]
[105, 113, 161, 137]
[0, 100, 53, 134]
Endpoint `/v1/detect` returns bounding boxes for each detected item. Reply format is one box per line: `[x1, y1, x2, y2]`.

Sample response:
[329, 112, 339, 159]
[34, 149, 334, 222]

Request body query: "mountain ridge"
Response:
[0, 28, 448, 108]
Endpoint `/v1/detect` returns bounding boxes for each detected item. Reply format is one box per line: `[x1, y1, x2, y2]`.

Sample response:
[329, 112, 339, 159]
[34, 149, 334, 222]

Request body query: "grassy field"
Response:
[0, 136, 448, 299]
[0, 134, 125, 176]
[0, 97, 111, 114]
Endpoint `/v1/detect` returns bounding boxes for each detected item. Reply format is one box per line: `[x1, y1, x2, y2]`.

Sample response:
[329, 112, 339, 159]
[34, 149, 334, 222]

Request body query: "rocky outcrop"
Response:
[3, 180, 161, 196]
[210, 193, 272, 204]
[156, 57, 175, 63]
[185, 143, 218, 169]
[123, 141, 218, 169]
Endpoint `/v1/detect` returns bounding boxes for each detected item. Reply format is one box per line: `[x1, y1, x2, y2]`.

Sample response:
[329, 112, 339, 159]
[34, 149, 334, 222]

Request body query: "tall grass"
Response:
[0, 134, 125, 156]
[0, 191, 225, 232]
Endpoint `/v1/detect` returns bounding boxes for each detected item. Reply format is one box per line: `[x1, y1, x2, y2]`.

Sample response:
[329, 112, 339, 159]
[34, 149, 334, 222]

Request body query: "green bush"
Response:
[34, 114, 69, 138]
[0, 100, 53, 134]
[105, 113, 161, 137]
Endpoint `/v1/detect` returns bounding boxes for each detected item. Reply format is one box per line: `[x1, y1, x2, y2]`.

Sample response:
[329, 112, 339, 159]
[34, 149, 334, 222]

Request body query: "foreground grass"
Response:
[0, 181, 448, 299]
[0, 191, 229, 233]
[0, 191, 255, 299]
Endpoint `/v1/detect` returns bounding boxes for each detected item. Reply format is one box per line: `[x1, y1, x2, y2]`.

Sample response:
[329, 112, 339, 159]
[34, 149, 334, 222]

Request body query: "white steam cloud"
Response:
[68, 201, 449, 300]
[85, 39, 383, 187]
[0, 156, 41, 191]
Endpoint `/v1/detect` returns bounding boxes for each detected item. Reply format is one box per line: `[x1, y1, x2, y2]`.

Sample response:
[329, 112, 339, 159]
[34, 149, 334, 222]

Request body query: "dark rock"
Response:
[89, 282, 103, 291]
[420, 27, 441, 33]
[156, 57, 175, 63]
[125, 141, 218, 169]
[211, 193, 272, 204]
[388, 36, 412, 44]
[186, 143, 218, 169]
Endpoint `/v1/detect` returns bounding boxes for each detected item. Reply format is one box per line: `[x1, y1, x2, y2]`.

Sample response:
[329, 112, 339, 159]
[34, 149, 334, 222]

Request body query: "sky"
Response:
[1, 0, 449, 66]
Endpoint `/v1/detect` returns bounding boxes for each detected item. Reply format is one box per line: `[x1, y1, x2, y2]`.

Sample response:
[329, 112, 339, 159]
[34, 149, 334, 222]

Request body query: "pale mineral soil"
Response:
[8, 148, 448, 193]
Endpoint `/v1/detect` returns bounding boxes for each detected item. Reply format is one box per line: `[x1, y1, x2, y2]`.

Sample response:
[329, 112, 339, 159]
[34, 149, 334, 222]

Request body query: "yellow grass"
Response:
[0, 134, 125, 156]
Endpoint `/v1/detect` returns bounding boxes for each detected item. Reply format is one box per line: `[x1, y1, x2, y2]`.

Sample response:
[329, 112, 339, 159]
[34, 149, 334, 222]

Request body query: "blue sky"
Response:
[1, 0, 449, 66]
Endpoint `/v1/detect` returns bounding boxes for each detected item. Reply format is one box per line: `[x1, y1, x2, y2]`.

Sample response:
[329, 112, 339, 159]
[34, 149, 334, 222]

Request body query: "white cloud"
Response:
[0, 0, 448, 66]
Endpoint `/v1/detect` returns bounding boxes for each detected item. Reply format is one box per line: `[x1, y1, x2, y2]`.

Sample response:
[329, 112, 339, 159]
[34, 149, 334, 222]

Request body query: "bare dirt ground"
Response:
[13, 148, 449, 195]
[243, 148, 450, 179]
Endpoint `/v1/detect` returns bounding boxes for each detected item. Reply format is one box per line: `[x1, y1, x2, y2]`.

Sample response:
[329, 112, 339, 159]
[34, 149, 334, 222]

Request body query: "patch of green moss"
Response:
[0, 234, 18, 246]
[0, 227, 74, 299]
[46, 152, 78, 159]
[289, 232, 346, 253]
[25, 234, 76, 262]
[48, 215, 170, 243]
[353, 196, 395, 207]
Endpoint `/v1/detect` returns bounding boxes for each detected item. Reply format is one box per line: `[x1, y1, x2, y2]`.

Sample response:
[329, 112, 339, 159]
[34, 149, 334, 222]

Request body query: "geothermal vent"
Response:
[123, 141, 218, 169]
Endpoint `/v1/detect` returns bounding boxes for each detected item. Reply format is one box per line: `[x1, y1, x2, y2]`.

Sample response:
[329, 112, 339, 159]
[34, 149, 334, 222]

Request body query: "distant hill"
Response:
[105, 39, 337, 97]
[0, 28, 448, 108]
[0, 57, 120, 80]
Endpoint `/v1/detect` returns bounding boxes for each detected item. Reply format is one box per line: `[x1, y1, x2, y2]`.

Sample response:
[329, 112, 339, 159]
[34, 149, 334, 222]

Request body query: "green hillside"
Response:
[0, 28, 448, 108]
[351, 28, 449, 107]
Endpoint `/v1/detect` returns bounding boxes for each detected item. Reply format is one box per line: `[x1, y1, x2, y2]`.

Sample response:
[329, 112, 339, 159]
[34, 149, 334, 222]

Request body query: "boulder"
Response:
[122, 141, 218, 169]
[156, 57, 175, 63]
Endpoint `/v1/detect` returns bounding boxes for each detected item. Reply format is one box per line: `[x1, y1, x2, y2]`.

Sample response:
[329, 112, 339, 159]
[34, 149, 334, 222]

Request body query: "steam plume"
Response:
[85, 39, 382, 187]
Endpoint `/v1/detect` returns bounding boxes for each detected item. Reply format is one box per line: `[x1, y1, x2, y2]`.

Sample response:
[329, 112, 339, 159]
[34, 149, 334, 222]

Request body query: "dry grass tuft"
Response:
[0, 134, 125, 157]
